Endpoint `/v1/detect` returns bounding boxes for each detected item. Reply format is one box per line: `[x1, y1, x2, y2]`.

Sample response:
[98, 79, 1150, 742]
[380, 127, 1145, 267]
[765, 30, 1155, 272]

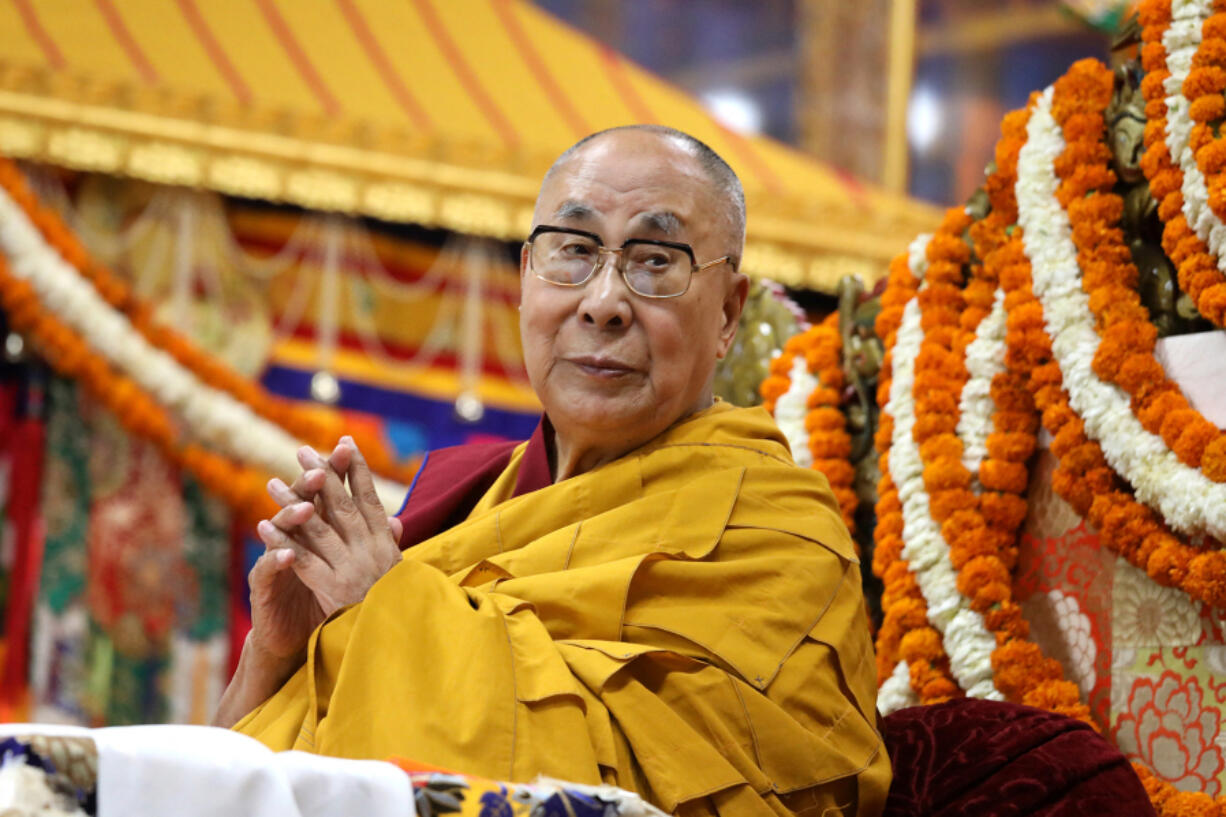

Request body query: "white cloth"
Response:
[0, 724, 414, 817]
[1155, 330, 1226, 428]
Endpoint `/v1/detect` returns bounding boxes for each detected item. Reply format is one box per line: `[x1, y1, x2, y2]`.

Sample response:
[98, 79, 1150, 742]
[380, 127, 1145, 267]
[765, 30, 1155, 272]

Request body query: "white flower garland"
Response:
[956, 289, 1008, 491]
[877, 659, 918, 715]
[774, 356, 819, 468]
[908, 233, 933, 280]
[1163, 0, 1226, 274]
[0, 187, 408, 512]
[1018, 85, 1226, 542]
[885, 244, 1003, 701]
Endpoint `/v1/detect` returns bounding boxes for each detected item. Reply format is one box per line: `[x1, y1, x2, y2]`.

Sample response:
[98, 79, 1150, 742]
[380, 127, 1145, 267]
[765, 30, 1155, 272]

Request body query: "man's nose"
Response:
[579, 251, 633, 329]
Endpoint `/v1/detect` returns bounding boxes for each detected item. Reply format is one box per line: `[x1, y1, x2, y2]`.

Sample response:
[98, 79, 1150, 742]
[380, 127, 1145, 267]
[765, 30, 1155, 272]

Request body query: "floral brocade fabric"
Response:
[390, 760, 665, 817]
[30, 376, 231, 726]
[1017, 446, 1226, 798]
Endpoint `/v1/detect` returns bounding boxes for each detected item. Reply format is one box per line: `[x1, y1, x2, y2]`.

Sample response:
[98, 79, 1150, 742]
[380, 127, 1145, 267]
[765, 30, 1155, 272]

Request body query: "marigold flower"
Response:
[809, 433, 851, 460]
[813, 459, 855, 485]
[899, 628, 944, 663]
[985, 432, 1037, 463]
[914, 413, 958, 441]
[992, 641, 1058, 699]
[1050, 421, 1088, 458]
[1173, 419, 1220, 466]
[1116, 354, 1167, 401]
[980, 493, 1029, 531]
[805, 387, 841, 411]
[1186, 551, 1226, 607]
[919, 433, 963, 463]
[1202, 283, 1226, 324]
[872, 537, 903, 578]
[984, 603, 1029, 642]
[1202, 436, 1226, 481]
[804, 407, 845, 433]
[1204, 13, 1226, 41]
[1062, 442, 1103, 475]
[956, 556, 1010, 596]
[928, 489, 976, 523]
[1147, 541, 1192, 586]
[979, 461, 1029, 494]
[1184, 65, 1226, 98]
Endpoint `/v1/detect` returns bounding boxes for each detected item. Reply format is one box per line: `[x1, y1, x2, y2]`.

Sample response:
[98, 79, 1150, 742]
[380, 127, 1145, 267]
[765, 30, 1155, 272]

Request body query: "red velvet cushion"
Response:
[882, 699, 1155, 817]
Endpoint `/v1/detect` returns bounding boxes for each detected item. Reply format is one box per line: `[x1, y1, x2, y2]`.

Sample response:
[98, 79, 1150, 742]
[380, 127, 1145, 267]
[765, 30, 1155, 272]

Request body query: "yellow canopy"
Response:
[0, 0, 940, 291]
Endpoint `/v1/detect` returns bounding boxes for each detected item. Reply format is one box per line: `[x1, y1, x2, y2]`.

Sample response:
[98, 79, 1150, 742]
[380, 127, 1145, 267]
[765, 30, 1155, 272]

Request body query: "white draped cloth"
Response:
[0, 724, 413, 817]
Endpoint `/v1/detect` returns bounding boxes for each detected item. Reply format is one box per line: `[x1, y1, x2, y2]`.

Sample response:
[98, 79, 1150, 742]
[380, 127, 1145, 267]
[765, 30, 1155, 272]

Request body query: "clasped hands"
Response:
[247, 436, 404, 668]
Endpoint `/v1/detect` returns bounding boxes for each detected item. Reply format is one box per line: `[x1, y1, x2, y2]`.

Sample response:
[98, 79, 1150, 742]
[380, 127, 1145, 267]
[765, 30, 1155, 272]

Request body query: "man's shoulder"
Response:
[650, 403, 794, 462]
[394, 438, 526, 548]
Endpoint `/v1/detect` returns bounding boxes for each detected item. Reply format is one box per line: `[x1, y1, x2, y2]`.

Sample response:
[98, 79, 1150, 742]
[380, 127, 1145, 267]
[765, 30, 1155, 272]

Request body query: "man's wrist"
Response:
[243, 631, 305, 680]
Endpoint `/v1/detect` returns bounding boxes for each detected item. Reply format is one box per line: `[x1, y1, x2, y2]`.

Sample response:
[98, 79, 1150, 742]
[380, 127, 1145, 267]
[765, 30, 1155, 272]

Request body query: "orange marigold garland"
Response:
[761, 316, 858, 531]
[915, 97, 1092, 723]
[1010, 59, 1226, 817]
[1063, 59, 1226, 484]
[1138, 0, 1226, 329]
[972, 100, 1092, 721]
[0, 158, 417, 484]
[872, 240, 962, 703]
[759, 342, 798, 415]
[803, 315, 858, 529]
[1041, 59, 1226, 609]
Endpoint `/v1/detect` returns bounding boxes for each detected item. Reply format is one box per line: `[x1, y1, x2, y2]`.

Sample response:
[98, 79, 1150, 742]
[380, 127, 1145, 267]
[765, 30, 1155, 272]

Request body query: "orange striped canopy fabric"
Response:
[0, 0, 940, 290]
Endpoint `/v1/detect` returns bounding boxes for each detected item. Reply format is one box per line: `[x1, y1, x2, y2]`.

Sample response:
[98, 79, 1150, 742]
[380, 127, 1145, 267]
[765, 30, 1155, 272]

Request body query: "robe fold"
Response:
[235, 403, 890, 816]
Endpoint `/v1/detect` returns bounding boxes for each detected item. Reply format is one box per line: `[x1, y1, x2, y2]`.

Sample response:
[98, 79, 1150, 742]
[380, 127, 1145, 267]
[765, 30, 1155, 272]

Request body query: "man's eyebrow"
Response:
[553, 200, 595, 221]
[633, 211, 683, 236]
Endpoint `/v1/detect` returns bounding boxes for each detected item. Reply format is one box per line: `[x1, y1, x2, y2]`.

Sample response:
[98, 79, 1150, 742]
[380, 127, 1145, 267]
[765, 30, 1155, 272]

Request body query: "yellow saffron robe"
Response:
[235, 404, 890, 816]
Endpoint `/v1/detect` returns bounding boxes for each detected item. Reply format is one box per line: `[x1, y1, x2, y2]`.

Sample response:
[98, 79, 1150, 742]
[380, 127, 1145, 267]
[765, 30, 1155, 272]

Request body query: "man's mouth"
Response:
[566, 356, 638, 378]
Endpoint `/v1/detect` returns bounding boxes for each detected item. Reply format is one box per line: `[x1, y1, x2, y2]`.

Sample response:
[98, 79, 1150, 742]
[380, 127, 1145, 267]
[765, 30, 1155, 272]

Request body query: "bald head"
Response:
[540, 125, 746, 268]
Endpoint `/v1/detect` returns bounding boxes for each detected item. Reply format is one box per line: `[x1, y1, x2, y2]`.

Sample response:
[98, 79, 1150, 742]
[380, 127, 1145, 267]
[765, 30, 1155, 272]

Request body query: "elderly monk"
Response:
[215, 125, 890, 817]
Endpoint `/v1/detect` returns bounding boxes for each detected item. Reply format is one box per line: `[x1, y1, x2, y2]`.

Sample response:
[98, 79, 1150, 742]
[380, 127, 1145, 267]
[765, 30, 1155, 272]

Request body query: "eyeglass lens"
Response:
[531, 232, 691, 297]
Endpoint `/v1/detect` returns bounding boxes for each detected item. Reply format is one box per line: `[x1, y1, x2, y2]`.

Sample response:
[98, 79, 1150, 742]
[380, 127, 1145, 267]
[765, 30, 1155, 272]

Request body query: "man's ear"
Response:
[520, 242, 531, 279]
[717, 272, 750, 359]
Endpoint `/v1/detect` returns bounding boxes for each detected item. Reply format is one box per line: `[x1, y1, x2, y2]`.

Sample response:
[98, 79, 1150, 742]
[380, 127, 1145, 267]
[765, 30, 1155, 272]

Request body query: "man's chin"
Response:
[544, 392, 658, 435]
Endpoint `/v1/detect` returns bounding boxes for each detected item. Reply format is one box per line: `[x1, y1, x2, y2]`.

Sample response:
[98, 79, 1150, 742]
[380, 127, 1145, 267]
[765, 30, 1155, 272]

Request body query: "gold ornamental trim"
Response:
[0, 81, 910, 291]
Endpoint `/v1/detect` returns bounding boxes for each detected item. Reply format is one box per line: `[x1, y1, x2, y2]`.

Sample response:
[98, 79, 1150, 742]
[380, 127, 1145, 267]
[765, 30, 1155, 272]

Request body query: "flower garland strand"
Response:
[894, 93, 1091, 721]
[0, 254, 280, 524]
[0, 158, 417, 485]
[962, 96, 1095, 724]
[1072, 56, 1226, 488]
[0, 184, 410, 512]
[1138, 0, 1226, 328]
[1008, 67, 1224, 816]
[1061, 57, 1226, 557]
[801, 316, 858, 529]
[1024, 58, 1226, 545]
[766, 351, 818, 464]
[872, 236, 963, 704]
[891, 207, 1006, 701]
[1103, 28, 1226, 485]
[1020, 61, 1226, 608]
[762, 316, 858, 531]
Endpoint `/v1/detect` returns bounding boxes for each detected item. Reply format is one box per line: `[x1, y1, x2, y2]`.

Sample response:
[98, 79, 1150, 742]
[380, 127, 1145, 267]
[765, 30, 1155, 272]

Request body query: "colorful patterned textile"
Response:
[0, 734, 97, 815]
[1018, 444, 1226, 797]
[0, 372, 46, 716]
[391, 761, 667, 817]
[30, 377, 231, 726]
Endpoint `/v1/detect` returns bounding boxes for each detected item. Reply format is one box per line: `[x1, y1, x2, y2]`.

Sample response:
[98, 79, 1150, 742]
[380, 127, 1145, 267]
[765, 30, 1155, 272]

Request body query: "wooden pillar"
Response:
[798, 0, 916, 192]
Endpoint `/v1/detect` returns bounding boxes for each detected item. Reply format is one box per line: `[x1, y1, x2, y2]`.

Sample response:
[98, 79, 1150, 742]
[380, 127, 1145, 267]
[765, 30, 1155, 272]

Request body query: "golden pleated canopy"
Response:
[0, 0, 940, 291]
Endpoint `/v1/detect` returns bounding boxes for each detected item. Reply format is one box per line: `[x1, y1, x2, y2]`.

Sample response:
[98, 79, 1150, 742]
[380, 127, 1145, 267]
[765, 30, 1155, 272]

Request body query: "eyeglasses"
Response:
[525, 225, 731, 299]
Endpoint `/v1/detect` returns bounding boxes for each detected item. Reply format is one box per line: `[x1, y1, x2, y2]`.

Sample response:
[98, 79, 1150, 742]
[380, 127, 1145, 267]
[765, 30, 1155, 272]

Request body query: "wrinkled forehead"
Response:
[533, 135, 718, 236]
